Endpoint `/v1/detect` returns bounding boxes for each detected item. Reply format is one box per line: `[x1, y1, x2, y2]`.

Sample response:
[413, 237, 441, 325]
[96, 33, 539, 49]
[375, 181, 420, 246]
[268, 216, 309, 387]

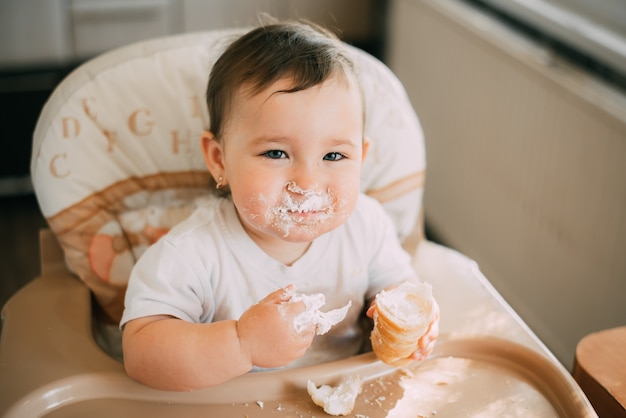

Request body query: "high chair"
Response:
[1, 29, 597, 417]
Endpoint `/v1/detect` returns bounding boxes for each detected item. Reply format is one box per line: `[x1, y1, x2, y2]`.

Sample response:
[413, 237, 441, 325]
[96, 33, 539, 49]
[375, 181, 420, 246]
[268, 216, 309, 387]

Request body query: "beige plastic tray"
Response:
[13, 336, 594, 418]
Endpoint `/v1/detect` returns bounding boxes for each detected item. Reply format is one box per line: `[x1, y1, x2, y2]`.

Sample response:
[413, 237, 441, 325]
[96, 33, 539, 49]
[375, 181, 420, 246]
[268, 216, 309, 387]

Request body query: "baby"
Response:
[121, 20, 438, 391]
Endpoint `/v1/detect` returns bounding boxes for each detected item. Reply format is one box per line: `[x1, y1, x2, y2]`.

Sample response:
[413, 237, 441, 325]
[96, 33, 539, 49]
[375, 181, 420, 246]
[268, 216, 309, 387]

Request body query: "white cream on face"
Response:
[266, 181, 335, 238]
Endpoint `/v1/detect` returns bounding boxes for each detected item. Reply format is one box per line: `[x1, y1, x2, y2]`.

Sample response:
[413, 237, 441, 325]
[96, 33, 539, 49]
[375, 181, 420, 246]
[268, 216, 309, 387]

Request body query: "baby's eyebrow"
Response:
[249, 135, 293, 146]
[249, 135, 359, 149]
[327, 138, 358, 148]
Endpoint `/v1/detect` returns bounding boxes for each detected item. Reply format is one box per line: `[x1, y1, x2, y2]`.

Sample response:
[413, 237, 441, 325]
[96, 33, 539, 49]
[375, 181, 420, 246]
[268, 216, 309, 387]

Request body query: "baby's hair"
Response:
[206, 19, 360, 140]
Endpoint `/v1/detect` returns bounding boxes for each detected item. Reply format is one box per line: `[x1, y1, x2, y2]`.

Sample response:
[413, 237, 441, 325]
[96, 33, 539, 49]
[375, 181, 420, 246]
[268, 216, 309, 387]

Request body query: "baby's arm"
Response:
[122, 286, 315, 391]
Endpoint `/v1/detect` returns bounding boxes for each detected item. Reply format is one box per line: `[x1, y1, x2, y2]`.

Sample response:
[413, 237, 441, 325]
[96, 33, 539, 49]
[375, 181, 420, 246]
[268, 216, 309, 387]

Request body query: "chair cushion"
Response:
[31, 29, 425, 323]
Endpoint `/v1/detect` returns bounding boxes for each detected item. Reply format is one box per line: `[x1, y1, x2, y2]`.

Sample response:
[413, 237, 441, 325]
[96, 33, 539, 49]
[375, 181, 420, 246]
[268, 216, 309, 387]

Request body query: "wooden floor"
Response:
[0, 194, 48, 310]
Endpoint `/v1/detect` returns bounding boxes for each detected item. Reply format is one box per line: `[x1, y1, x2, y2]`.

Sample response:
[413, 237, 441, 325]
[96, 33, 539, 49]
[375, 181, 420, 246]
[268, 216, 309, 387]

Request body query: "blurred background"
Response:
[1, 0, 624, 371]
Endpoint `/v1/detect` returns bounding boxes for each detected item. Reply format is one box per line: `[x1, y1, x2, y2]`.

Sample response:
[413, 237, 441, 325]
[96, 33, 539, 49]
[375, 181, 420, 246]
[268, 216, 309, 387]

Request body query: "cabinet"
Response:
[0, 0, 380, 69]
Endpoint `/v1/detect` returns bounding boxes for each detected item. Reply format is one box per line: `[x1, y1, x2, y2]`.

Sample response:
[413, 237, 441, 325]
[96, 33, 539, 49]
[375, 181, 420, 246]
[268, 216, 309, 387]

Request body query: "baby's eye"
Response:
[323, 152, 345, 161]
[262, 150, 287, 159]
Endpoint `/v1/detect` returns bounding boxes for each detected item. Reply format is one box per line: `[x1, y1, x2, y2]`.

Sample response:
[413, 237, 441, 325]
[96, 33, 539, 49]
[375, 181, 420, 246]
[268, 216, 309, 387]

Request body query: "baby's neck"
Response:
[235, 208, 315, 265]
[240, 221, 313, 265]
[262, 240, 312, 266]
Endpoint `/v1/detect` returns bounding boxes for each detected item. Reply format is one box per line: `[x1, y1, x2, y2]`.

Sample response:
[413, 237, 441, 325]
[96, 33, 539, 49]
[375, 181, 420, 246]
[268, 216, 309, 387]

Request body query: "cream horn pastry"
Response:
[370, 281, 434, 366]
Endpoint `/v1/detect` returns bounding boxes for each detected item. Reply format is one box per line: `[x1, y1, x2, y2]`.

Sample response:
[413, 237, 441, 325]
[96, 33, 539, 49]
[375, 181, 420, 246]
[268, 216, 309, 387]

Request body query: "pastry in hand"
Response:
[370, 281, 435, 366]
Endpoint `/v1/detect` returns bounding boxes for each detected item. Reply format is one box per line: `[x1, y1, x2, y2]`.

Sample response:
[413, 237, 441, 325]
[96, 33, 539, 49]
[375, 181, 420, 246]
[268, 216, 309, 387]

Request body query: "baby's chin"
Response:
[272, 222, 337, 243]
[281, 211, 353, 240]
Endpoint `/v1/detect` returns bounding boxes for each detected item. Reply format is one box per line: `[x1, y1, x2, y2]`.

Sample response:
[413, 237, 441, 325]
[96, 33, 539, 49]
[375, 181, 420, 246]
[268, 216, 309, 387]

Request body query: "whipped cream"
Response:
[280, 288, 352, 335]
[307, 375, 363, 416]
[270, 181, 334, 237]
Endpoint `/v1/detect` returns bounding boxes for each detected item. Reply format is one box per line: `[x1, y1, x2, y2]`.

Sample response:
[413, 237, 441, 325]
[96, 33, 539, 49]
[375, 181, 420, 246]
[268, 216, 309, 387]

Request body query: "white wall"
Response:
[387, 0, 626, 368]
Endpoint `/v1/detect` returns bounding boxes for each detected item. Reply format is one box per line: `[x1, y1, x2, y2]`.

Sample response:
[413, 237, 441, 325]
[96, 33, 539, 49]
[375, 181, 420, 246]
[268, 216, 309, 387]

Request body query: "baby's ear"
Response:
[200, 131, 225, 179]
[362, 137, 371, 162]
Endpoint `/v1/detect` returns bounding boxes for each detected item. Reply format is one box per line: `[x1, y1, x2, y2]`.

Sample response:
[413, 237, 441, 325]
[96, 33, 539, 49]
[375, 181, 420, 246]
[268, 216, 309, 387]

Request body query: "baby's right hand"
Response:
[237, 285, 315, 369]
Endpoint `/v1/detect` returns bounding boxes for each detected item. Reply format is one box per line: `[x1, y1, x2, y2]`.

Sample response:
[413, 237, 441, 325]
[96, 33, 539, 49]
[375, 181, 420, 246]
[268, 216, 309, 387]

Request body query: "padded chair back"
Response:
[31, 29, 425, 323]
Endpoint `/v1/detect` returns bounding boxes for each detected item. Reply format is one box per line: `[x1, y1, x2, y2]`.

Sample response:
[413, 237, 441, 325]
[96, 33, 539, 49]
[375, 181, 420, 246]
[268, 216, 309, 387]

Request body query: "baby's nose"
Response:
[288, 167, 320, 193]
[285, 180, 319, 196]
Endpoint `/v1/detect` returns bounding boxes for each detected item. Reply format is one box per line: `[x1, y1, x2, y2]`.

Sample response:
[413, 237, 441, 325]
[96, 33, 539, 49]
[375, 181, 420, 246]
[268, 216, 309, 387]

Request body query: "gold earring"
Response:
[216, 176, 224, 189]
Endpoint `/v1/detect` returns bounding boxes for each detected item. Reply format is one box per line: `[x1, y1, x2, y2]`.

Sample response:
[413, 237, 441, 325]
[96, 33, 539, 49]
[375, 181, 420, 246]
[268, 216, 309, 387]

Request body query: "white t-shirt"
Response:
[121, 193, 417, 367]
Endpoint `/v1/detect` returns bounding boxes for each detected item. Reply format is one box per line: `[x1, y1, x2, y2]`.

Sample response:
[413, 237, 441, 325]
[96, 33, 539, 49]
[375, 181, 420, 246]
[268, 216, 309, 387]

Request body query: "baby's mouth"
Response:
[266, 182, 336, 237]
[278, 205, 326, 215]
[275, 204, 330, 222]
[277, 190, 332, 218]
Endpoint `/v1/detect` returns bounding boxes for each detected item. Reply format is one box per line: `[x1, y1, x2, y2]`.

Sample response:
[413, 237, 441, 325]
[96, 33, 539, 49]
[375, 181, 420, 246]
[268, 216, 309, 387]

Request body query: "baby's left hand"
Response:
[409, 297, 439, 362]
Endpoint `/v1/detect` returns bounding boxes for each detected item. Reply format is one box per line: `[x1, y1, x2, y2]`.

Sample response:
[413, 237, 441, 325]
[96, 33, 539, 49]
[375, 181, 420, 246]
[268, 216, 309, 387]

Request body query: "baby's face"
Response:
[220, 75, 365, 246]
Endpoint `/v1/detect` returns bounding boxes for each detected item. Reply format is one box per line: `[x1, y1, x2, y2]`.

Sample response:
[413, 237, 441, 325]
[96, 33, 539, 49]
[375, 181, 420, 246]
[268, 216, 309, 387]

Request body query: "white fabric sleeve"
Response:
[120, 238, 212, 328]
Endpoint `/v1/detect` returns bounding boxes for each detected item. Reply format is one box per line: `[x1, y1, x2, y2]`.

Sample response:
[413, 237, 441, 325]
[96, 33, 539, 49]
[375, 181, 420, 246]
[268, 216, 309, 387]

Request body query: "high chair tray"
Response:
[1, 239, 597, 417]
[7, 336, 593, 418]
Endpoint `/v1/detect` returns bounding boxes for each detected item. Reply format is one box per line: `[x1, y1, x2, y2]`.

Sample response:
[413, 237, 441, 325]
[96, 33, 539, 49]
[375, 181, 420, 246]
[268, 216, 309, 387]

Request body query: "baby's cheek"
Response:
[330, 183, 359, 214]
[240, 196, 270, 222]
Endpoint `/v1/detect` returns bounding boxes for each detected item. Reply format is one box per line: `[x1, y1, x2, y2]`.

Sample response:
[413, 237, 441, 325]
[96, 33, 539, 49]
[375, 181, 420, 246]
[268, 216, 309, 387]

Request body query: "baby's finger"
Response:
[260, 284, 296, 304]
[365, 300, 377, 318]
[410, 337, 436, 361]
